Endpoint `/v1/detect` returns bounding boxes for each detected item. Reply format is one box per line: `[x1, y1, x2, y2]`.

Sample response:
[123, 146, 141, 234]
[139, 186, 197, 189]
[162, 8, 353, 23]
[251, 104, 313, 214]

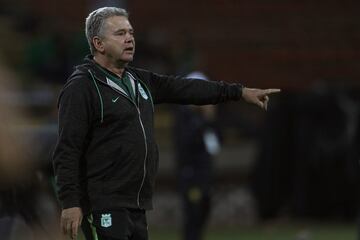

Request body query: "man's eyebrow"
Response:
[114, 28, 134, 33]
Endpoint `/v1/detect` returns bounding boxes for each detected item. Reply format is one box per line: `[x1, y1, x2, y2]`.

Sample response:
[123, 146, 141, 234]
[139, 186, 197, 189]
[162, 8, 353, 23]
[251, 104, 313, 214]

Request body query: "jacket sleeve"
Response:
[146, 71, 243, 105]
[52, 76, 93, 209]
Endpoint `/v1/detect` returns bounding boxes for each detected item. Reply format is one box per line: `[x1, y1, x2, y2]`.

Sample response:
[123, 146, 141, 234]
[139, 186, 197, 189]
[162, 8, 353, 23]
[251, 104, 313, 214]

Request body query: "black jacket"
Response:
[53, 55, 243, 212]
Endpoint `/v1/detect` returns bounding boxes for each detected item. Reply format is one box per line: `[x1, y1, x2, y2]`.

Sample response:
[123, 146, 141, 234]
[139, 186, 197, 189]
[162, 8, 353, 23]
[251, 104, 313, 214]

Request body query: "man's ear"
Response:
[93, 36, 104, 53]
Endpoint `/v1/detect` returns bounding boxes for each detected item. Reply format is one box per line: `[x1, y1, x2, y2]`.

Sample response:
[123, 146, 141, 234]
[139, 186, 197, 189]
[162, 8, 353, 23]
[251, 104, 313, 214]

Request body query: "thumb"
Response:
[255, 100, 264, 109]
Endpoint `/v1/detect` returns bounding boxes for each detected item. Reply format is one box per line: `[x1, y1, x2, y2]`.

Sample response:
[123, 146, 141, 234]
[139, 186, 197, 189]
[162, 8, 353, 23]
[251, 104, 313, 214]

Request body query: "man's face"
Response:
[100, 16, 135, 64]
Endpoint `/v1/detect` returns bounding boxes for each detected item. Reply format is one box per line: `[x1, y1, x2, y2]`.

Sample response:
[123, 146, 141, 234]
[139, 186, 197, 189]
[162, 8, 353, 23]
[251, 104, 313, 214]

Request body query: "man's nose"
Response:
[125, 33, 134, 42]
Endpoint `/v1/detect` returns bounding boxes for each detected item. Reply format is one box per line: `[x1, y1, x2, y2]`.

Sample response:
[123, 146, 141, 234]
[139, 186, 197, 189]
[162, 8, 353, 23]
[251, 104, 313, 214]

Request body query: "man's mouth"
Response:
[124, 47, 134, 52]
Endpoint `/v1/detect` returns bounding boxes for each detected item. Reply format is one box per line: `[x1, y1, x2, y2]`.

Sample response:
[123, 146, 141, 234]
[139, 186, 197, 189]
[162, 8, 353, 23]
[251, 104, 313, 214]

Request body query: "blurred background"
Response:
[0, 0, 359, 239]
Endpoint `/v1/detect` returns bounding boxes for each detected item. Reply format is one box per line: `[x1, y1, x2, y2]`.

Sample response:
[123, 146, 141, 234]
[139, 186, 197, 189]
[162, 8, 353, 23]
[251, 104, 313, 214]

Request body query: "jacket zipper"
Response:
[92, 72, 148, 209]
[136, 107, 148, 207]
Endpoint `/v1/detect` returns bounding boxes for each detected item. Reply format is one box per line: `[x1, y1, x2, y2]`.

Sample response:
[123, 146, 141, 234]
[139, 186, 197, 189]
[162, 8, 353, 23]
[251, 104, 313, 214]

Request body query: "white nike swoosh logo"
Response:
[112, 97, 119, 103]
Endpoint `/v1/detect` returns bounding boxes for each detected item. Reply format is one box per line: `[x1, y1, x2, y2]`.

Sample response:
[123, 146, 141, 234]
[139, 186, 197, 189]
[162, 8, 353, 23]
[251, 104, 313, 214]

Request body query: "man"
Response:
[53, 7, 280, 240]
[173, 71, 220, 240]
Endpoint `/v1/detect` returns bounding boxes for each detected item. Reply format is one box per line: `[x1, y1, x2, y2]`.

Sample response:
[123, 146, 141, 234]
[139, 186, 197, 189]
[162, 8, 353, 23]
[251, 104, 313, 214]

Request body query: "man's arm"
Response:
[146, 71, 280, 108]
[52, 77, 93, 239]
[147, 72, 244, 105]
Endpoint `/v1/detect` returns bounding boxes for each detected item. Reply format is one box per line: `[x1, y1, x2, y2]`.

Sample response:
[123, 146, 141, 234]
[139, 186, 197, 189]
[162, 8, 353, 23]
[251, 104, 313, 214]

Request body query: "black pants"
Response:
[181, 186, 210, 240]
[82, 208, 148, 240]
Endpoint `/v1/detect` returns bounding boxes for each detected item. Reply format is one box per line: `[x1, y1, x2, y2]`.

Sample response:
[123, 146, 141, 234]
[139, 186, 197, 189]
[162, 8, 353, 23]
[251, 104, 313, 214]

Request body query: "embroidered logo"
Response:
[138, 83, 148, 100]
[101, 214, 112, 228]
[112, 97, 119, 103]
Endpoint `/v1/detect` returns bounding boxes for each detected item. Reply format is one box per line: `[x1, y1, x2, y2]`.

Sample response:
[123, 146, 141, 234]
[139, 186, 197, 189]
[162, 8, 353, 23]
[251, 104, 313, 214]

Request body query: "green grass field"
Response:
[149, 222, 357, 240]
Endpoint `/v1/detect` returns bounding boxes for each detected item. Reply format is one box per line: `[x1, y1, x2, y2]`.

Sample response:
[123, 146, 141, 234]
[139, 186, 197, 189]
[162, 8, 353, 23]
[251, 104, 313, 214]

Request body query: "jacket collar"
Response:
[79, 54, 133, 84]
[78, 55, 139, 102]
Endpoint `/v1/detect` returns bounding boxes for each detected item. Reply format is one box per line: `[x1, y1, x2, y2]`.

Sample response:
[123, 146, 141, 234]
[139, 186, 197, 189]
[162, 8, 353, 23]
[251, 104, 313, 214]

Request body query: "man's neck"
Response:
[93, 55, 127, 78]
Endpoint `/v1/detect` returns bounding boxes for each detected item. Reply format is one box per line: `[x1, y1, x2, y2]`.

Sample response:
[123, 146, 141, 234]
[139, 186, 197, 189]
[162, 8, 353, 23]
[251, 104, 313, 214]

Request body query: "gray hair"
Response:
[85, 7, 129, 54]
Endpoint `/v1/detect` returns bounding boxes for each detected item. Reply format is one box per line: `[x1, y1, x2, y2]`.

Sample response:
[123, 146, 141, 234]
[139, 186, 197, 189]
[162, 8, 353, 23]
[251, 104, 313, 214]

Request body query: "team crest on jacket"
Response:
[138, 83, 148, 100]
[101, 214, 112, 228]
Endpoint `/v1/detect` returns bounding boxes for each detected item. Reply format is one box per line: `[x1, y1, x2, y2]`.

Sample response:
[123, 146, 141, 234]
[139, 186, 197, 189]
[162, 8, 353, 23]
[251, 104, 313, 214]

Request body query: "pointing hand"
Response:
[242, 87, 281, 110]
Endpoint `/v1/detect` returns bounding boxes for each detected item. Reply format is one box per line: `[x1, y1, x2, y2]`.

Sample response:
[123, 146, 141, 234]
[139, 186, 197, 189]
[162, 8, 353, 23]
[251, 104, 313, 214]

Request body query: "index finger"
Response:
[264, 89, 281, 95]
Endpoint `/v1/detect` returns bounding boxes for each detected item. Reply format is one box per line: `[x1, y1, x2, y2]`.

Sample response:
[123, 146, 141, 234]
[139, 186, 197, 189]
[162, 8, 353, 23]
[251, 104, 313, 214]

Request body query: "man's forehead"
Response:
[105, 16, 133, 30]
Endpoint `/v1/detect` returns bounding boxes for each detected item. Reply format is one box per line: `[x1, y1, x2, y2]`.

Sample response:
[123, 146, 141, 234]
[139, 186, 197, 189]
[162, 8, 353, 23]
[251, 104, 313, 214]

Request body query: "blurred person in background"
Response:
[0, 62, 61, 239]
[52, 7, 280, 240]
[173, 71, 221, 240]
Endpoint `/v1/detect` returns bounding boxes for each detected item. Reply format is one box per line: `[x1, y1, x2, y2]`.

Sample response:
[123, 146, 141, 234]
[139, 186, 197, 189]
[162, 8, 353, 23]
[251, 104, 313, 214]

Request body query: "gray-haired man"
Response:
[53, 7, 280, 240]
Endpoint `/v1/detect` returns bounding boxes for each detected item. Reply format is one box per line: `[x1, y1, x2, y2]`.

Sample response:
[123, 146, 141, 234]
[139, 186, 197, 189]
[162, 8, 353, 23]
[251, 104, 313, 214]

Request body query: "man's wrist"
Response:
[61, 195, 81, 209]
[240, 85, 246, 98]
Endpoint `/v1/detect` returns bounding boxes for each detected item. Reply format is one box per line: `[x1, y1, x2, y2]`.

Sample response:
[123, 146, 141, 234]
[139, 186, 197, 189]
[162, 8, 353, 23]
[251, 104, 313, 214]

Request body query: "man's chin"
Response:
[116, 58, 133, 66]
[122, 55, 134, 62]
